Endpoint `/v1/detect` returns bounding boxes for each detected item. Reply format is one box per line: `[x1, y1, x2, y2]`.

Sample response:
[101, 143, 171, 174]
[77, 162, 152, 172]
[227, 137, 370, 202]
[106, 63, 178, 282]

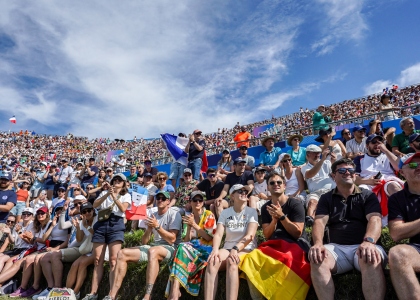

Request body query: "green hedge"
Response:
[0, 227, 410, 300]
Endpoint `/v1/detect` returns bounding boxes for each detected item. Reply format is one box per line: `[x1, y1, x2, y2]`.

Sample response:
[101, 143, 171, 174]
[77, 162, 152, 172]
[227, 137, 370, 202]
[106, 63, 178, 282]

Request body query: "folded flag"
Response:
[9, 116, 16, 124]
[161, 133, 189, 166]
[126, 184, 148, 220]
[201, 150, 208, 173]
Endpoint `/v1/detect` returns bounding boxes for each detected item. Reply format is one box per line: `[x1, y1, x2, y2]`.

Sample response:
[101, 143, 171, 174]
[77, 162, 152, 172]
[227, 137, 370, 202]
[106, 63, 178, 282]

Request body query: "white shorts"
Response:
[305, 188, 331, 207]
[324, 243, 387, 275]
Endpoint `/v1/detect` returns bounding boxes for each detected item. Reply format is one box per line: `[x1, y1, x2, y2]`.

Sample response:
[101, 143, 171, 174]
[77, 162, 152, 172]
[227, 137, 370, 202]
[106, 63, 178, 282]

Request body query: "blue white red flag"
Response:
[160, 133, 189, 166]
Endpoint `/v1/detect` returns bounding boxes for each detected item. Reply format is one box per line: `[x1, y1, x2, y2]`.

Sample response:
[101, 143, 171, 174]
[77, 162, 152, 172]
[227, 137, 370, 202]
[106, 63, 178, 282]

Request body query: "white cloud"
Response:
[311, 0, 368, 55]
[0, 0, 303, 138]
[363, 80, 392, 95]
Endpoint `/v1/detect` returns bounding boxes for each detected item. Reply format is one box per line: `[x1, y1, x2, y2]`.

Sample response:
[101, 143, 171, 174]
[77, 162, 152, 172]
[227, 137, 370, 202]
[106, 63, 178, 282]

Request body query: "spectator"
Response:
[57, 158, 73, 191]
[185, 129, 206, 181]
[204, 184, 258, 300]
[194, 168, 225, 212]
[309, 158, 387, 300]
[408, 133, 420, 153]
[249, 166, 271, 214]
[114, 154, 126, 174]
[340, 129, 352, 146]
[286, 134, 307, 166]
[216, 149, 233, 181]
[301, 145, 336, 226]
[281, 154, 306, 202]
[155, 172, 175, 207]
[379, 94, 398, 121]
[105, 191, 182, 300]
[165, 191, 216, 299]
[0, 214, 17, 255]
[316, 128, 346, 160]
[43, 164, 58, 200]
[392, 117, 420, 157]
[368, 119, 396, 151]
[173, 168, 198, 213]
[237, 145, 255, 171]
[312, 105, 330, 134]
[79, 158, 99, 191]
[0, 172, 16, 224]
[240, 172, 310, 300]
[346, 125, 368, 159]
[168, 133, 187, 188]
[30, 190, 52, 212]
[11, 180, 30, 223]
[30, 163, 47, 200]
[143, 159, 158, 183]
[388, 153, 420, 298]
[86, 174, 131, 300]
[233, 126, 252, 148]
[259, 137, 282, 172]
[126, 166, 138, 183]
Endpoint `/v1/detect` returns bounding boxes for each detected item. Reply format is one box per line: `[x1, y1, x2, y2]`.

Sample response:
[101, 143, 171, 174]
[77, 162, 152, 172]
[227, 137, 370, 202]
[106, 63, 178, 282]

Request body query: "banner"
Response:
[106, 150, 124, 163]
[253, 123, 275, 137]
[126, 184, 148, 220]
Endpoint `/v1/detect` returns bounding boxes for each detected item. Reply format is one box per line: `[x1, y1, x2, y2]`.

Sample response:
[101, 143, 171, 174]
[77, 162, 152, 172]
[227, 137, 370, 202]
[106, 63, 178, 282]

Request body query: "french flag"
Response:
[126, 185, 148, 220]
[9, 116, 16, 124]
[160, 133, 189, 166]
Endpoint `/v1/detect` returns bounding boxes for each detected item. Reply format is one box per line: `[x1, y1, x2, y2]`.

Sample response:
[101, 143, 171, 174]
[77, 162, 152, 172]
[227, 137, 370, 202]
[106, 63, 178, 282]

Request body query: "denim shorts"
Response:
[11, 202, 27, 216]
[92, 214, 125, 244]
[43, 184, 55, 191]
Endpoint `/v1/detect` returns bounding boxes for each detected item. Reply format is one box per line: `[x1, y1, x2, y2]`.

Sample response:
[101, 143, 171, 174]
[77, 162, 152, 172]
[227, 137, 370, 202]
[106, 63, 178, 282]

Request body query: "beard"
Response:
[413, 143, 420, 151]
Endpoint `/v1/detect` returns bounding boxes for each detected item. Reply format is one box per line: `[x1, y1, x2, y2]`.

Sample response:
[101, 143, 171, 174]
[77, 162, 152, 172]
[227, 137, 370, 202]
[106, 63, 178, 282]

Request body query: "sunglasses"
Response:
[343, 132, 351, 135]
[292, 138, 300, 141]
[6, 220, 15, 224]
[86, 187, 94, 189]
[335, 168, 356, 175]
[74, 188, 81, 191]
[184, 173, 192, 177]
[74, 202, 83, 206]
[192, 198, 204, 203]
[22, 212, 32, 216]
[82, 209, 93, 214]
[369, 139, 381, 145]
[106, 170, 113, 172]
[158, 177, 166, 181]
[255, 171, 265, 174]
[37, 212, 46, 216]
[234, 189, 248, 195]
[408, 162, 420, 169]
[269, 181, 283, 186]
[281, 159, 291, 163]
[156, 196, 168, 201]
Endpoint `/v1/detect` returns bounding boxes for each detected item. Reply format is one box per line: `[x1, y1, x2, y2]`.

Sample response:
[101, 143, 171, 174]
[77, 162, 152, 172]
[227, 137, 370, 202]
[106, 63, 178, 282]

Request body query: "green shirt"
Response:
[391, 129, 420, 154]
[312, 112, 328, 130]
[126, 174, 138, 182]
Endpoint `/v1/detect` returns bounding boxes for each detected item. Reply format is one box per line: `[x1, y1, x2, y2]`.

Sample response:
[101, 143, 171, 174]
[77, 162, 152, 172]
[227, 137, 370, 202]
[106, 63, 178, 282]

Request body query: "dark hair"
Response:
[265, 171, 286, 185]
[34, 212, 51, 233]
[331, 158, 356, 173]
[206, 167, 217, 174]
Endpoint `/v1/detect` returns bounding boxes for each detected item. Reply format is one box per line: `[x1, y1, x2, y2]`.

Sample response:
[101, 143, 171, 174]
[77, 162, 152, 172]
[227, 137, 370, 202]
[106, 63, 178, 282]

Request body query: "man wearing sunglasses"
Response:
[0, 172, 17, 224]
[355, 134, 403, 226]
[194, 168, 225, 211]
[238, 145, 255, 171]
[185, 129, 206, 181]
[388, 152, 420, 298]
[310, 158, 386, 300]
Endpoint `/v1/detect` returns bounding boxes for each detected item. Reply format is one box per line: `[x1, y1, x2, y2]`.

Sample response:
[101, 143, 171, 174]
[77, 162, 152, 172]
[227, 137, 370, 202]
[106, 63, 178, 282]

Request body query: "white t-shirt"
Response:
[151, 208, 182, 246]
[253, 181, 271, 198]
[81, 215, 98, 237]
[58, 166, 73, 183]
[218, 206, 258, 250]
[359, 153, 395, 178]
[144, 183, 158, 197]
[34, 221, 51, 250]
[49, 223, 70, 242]
[97, 191, 132, 218]
[13, 222, 34, 249]
[30, 199, 52, 211]
[301, 161, 336, 192]
[115, 159, 127, 173]
[69, 170, 81, 185]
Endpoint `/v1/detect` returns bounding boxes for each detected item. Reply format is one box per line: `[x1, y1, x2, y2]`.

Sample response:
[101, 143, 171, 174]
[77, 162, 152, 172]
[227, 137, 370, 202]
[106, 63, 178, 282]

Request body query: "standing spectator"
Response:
[259, 137, 282, 172]
[341, 129, 352, 146]
[233, 126, 252, 148]
[0, 172, 16, 223]
[43, 164, 58, 200]
[29, 163, 47, 199]
[185, 130, 206, 181]
[379, 94, 399, 121]
[114, 154, 126, 174]
[169, 133, 187, 187]
[346, 125, 368, 159]
[30, 190, 52, 212]
[238, 145, 255, 171]
[286, 134, 307, 166]
[392, 117, 420, 157]
[309, 158, 387, 300]
[56, 158, 73, 190]
[312, 105, 330, 134]
[79, 158, 99, 191]
[11, 180, 30, 223]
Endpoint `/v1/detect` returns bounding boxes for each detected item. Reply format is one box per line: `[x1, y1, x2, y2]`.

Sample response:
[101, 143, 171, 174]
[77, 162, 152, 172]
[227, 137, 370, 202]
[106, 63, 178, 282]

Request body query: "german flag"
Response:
[239, 239, 311, 300]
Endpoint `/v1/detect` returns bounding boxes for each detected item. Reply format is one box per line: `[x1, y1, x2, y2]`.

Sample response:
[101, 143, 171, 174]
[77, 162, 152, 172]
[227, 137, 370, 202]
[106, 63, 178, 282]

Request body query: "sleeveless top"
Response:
[285, 169, 299, 195]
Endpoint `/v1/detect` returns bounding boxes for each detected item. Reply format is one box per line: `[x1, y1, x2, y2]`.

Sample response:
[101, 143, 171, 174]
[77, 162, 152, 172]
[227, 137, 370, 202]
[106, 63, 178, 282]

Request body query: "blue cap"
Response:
[409, 133, 420, 144]
[365, 134, 384, 144]
[233, 157, 246, 165]
[399, 153, 420, 169]
[144, 172, 153, 177]
[352, 125, 366, 133]
[0, 171, 12, 181]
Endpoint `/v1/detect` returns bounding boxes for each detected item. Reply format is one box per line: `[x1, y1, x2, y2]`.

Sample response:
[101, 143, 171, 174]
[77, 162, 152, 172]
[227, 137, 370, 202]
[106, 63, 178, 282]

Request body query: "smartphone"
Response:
[374, 172, 382, 179]
[328, 146, 333, 156]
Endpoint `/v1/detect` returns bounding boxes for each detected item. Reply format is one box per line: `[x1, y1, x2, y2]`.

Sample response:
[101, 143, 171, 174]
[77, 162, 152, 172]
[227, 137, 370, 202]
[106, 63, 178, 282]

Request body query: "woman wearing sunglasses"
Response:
[286, 134, 307, 166]
[3, 207, 51, 297]
[217, 149, 233, 181]
[166, 191, 216, 299]
[204, 184, 258, 300]
[280, 154, 306, 202]
[84, 174, 131, 300]
[155, 172, 175, 206]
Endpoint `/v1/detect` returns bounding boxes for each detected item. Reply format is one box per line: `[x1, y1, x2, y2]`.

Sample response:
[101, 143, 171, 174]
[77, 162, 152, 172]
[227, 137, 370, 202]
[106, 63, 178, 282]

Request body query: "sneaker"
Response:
[75, 292, 80, 300]
[33, 288, 51, 299]
[82, 294, 98, 300]
[102, 296, 113, 300]
[9, 286, 27, 298]
[20, 287, 42, 298]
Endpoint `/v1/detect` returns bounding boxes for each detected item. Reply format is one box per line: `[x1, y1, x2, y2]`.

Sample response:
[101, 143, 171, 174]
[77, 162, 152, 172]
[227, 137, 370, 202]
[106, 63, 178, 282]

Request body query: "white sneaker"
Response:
[75, 292, 80, 300]
[33, 288, 50, 300]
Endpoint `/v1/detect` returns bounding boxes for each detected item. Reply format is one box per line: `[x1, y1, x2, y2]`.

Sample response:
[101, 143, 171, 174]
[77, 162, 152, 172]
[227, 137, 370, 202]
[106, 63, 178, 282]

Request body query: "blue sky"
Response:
[0, 0, 419, 139]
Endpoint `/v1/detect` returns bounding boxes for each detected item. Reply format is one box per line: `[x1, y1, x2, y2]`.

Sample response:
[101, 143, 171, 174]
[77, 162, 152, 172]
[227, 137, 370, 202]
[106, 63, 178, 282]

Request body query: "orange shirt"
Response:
[16, 189, 29, 202]
[234, 132, 251, 148]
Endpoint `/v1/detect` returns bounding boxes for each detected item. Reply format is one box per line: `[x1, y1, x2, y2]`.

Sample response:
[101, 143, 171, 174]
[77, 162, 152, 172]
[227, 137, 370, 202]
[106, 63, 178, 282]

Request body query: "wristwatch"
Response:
[363, 237, 375, 244]
[279, 214, 287, 221]
[155, 226, 161, 231]
[232, 246, 239, 252]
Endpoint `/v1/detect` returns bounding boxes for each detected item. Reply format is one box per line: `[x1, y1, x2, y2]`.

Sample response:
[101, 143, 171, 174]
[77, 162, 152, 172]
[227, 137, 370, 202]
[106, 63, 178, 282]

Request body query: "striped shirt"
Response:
[346, 137, 367, 155]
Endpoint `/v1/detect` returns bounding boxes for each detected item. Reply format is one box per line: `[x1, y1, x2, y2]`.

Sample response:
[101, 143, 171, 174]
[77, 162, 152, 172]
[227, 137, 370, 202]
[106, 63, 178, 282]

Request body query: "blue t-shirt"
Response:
[0, 190, 17, 223]
[259, 147, 282, 166]
[287, 147, 307, 166]
[82, 166, 99, 184]
[157, 185, 175, 193]
[32, 171, 47, 189]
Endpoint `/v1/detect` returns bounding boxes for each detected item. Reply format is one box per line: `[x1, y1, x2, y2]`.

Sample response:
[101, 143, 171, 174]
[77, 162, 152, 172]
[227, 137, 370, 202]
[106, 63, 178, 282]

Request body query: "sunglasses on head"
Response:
[269, 181, 283, 186]
[156, 196, 167, 201]
[191, 198, 204, 203]
[82, 209, 93, 214]
[407, 162, 420, 169]
[335, 168, 356, 175]
[235, 189, 248, 195]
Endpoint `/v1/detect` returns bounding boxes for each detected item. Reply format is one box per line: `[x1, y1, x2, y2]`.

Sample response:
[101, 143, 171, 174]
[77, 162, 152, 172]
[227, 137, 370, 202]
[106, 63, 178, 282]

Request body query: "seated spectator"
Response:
[340, 129, 352, 146]
[259, 137, 282, 172]
[173, 168, 198, 213]
[355, 134, 403, 225]
[143, 160, 158, 183]
[155, 172, 175, 207]
[346, 125, 367, 159]
[105, 168, 114, 182]
[379, 94, 399, 121]
[52, 186, 66, 208]
[281, 154, 306, 202]
[165, 191, 216, 299]
[238, 145, 255, 171]
[309, 158, 387, 300]
[126, 165, 138, 183]
[214, 157, 255, 216]
[408, 133, 420, 153]
[239, 172, 311, 300]
[233, 126, 252, 148]
[315, 128, 346, 160]
[216, 149, 233, 181]
[249, 167, 271, 215]
[301, 145, 336, 226]
[388, 153, 420, 298]
[85, 174, 131, 300]
[392, 117, 420, 157]
[0, 214, 16, 255]
[79, 158, 99, 191]
[11, 180, 31, 223]
[194, 168, 225, 212]
[105, 191, 182, 300]
[369, 119, 396, 151]
[204, 184, 258, 300]
[286, 134, 307, 166]
[96, 170, 107, 188]
[0, 171, 16, 225]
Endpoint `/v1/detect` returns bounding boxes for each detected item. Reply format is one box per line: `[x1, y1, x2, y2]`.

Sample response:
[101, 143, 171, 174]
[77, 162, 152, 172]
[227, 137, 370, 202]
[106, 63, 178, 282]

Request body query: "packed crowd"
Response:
[2, 106, 420, 300]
